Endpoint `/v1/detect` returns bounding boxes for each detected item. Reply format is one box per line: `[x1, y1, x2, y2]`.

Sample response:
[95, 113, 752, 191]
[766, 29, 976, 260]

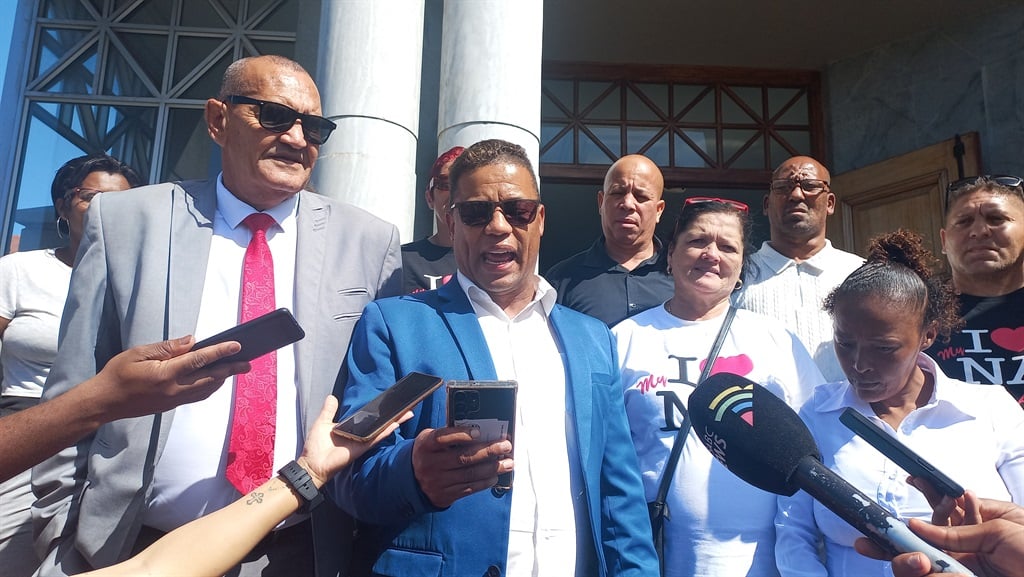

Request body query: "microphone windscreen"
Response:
[689, 372, 820, 496]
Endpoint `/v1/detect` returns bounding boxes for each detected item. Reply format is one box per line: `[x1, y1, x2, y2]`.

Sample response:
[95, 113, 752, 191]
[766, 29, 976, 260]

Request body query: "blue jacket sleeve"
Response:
[328, 301, 442, 524]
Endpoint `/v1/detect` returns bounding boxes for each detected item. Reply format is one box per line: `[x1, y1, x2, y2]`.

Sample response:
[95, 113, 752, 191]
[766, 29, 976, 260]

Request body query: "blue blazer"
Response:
[331, 280, 658, 577]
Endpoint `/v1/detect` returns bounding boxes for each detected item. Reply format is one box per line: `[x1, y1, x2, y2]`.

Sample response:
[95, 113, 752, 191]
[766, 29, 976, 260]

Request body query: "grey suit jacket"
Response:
[30, 179, 402, 576]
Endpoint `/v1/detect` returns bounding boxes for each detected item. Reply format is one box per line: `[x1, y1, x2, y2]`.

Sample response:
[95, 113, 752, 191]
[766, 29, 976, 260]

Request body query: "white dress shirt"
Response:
[737, 240, 863, 383]
[776, 353, 1024, 576]
[458, 273, 577, 577]
[143, 175, 301, 531]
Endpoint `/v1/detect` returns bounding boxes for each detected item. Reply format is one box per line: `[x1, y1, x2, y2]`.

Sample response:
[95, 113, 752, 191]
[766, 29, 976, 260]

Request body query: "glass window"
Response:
[5, 0, 297, 252]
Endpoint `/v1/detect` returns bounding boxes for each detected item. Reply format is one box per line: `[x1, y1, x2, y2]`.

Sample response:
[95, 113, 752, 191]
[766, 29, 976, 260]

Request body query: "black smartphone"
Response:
[191, 308, 305, 366]
[446, 380, 517, 489]
[333, 372, 444, 442]
[840, 407, 964, 499]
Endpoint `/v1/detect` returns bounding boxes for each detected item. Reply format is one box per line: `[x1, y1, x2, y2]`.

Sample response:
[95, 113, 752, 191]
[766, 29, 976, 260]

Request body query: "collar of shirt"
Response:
[757, 240, 842, 276]
[456, 272, 557, 321]
[817, 352, 975, 423]
[215, 172, 298, 233]
[582, 235, 666, 273]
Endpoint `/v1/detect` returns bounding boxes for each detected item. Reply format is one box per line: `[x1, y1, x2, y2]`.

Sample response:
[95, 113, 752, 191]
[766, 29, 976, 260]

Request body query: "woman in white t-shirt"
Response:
[612, 197, 824, 577]
[0, 153, 142, 577]
[775, 230, 1024, 576]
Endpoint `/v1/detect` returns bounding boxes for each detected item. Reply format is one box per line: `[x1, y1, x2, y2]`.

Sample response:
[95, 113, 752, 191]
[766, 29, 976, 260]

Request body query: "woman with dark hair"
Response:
[0, 153, 143, 576]
[775, 229, 1024, 576]
[612, 198, 823, 576]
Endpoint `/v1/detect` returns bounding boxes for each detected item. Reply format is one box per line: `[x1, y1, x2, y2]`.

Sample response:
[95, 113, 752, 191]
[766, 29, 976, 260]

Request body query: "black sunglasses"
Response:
[224, 95, 337, 145]
[945, 175, 1024, 211]
[451, 199, 541, 227]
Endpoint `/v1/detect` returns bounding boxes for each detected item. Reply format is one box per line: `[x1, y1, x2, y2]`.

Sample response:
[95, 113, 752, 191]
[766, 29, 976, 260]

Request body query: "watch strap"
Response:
[278, 460, 324, 512]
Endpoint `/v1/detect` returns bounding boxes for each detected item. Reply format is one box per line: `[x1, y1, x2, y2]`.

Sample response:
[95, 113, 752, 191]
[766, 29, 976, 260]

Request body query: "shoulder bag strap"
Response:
[651, 305, 738, 510]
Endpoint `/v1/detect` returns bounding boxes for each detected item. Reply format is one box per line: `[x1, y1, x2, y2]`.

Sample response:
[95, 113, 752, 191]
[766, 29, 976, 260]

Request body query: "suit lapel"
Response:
[437, 280, 498, 380]
[167, 180, 215, 341]
[294, 190, 329, 431]
[551, 306, 593, 467]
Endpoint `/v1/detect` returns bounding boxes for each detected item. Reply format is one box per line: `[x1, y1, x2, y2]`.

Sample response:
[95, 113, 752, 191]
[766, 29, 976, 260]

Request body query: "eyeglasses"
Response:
[945, 175, 1024, 211]
[224, 95, 337, 145]
[451, 199, 542, 227]
[683, 196, 749, 212]
[769, 178, 830, 195]
[64, 187, 104, 203]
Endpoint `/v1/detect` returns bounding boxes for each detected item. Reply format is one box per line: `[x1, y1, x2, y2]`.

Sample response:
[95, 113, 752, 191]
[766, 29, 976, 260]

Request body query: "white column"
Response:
[312, 0, 425, 241]
[438, 0, 544, 177]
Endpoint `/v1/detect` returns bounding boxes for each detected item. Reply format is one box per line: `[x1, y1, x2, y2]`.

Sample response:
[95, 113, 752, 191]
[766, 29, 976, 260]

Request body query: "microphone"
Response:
[688, 372, 976, 576]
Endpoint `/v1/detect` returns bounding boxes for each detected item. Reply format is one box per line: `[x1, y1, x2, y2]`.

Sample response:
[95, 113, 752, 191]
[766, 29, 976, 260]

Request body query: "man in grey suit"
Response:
[31, 55, 401, 577]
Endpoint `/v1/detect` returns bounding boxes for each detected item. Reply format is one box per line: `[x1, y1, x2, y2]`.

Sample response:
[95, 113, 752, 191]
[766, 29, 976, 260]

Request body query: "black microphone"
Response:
[688, 372, 976, 576]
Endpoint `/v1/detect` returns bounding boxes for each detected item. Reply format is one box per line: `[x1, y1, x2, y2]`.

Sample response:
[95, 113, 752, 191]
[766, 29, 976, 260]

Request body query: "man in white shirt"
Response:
[31, 55, 401, 577]
[333, 139, 657, 577]
[735, 155, 862, 382]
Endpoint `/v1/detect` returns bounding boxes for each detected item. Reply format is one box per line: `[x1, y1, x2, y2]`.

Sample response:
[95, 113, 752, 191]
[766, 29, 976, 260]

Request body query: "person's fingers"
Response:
[907, 517, 982, 552]
[853, 537, 891, 561]
[931, 495, 959, 526]
[962, 490, 982, 526]
[431, 426, 482, 447]
[887, 551, 935, 577]
[178, 340, 242, 371]
[125, 335, 195, 362]
[315, 394, 339, 426]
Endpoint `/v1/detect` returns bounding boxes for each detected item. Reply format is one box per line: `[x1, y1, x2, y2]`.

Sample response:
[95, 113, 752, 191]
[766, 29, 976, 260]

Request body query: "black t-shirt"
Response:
[400, 238, 456, 294]
[927, 286, 1024, 406]
[545, 236, 674, 327]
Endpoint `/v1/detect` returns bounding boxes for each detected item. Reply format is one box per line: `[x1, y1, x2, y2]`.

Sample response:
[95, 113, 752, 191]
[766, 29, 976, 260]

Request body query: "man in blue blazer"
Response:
[333, 139, 657, 577]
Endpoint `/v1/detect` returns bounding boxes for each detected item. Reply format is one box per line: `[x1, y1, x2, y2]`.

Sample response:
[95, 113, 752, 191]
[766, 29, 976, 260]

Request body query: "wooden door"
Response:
[828, 133, 982, 262]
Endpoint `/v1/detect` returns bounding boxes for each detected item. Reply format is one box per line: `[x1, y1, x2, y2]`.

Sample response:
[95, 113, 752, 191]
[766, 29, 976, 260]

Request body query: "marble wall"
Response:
[826, 4, 1024, 176]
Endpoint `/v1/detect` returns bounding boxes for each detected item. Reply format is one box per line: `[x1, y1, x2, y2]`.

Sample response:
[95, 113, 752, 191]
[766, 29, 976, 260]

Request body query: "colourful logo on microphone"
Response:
[707, 384, 754, 426]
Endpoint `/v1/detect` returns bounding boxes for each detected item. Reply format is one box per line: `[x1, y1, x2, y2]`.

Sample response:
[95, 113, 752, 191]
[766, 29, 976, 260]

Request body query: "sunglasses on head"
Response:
[945, 175, 1024, 211]
[683, 196, 749, 212]
[451, 199, 542, 227]
[769, 178, 829, 195]
[224, 95, 337, 145]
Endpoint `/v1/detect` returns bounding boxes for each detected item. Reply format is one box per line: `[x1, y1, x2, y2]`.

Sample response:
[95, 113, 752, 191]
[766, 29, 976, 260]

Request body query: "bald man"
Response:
[545, 154, 673, 326]
[735, 155, 862, 382]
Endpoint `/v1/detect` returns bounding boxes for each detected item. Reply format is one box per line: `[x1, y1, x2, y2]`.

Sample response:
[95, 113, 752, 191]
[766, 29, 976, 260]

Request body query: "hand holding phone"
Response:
[333, 372, 444, 442]
[191, 308, 305, 367]
[447, 380, 517, 489]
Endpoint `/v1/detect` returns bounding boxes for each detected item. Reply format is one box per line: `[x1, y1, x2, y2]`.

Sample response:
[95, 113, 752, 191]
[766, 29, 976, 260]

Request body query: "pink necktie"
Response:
[226, 213, 277, 494]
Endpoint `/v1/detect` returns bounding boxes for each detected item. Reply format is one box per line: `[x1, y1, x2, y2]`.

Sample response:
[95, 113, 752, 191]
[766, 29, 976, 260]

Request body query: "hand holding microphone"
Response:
[688, 372, 977, 576]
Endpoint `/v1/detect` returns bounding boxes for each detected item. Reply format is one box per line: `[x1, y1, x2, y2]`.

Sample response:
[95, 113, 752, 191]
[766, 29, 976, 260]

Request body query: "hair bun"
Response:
[866, 229, 937, 280]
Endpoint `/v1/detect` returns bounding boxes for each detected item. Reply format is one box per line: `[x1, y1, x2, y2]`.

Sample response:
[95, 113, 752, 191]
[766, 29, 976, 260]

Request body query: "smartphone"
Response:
[840, 407, 964, 499]
[333, 372, 444, 442]
[191, 308, 305, 366]
[446, 380, 517, 489]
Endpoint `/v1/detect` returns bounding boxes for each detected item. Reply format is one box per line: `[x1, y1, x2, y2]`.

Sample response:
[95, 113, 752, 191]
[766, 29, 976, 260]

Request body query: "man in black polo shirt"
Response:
[545, 154, 673, 326]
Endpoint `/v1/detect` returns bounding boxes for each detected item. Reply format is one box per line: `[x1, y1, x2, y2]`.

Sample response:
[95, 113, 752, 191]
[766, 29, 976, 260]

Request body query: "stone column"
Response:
[311, 0, 425, 241]
[437, 0, 544, 177]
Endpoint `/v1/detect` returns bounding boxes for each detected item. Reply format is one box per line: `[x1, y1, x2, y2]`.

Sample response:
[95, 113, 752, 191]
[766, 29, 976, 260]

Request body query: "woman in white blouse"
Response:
[775, 230, 1024, 576]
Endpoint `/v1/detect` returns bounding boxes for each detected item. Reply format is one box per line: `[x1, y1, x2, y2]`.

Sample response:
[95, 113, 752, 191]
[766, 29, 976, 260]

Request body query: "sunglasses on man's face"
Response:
[451, 199, 542, 227]
[224, 95, 337, 145]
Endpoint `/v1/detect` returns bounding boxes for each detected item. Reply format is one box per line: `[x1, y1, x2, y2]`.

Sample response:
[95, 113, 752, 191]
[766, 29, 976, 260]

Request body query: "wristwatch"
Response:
[278, 460, 324, 513]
